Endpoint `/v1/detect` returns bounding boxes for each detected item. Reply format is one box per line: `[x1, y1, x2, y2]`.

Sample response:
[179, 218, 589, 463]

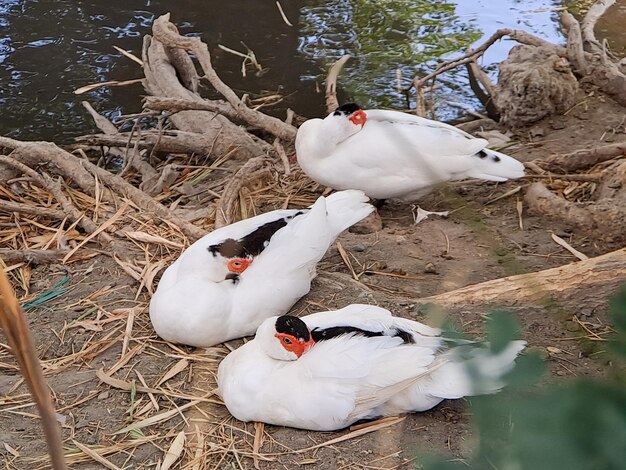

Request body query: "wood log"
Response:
[415, 247, 626, 313]
[76, 130, 228, 159]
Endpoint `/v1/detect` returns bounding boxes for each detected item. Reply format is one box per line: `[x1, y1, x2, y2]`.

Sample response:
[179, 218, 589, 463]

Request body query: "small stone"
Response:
[565, 321, 580, 332]
[352, 244, 366, 252]
[75, 419, 89, 429]
[349, 211, 383, 234]
[423, 262, 439, 274]
[98, 391, 109, 400]
[549, 120, 566, 130]
[556, 370, 566, 376]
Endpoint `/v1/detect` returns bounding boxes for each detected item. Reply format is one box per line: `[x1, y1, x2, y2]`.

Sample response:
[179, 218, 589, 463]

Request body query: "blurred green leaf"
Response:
[423, 285, 626, 470]
[486, 309, 521, 354]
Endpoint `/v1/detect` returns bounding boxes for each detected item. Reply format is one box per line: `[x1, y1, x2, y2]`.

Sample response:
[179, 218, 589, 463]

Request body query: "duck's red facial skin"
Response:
[226, 257, 253, 274]
[349, 110, 367, 127]
[275, 333, 315, 358]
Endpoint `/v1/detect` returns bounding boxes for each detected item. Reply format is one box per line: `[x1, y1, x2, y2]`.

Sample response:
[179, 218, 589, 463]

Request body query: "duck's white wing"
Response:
[361, 110, 524, 182]
[294, 334, 440, 427]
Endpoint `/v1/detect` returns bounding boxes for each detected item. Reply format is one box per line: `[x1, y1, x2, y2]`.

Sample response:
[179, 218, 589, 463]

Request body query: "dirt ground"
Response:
[0, 90, 624, 469]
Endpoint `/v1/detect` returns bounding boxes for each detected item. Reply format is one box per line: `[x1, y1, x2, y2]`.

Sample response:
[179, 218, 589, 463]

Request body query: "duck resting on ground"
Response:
[217, 304, 526, 431]
[149, 190, 373, 348]
[295, 103, 525, 221]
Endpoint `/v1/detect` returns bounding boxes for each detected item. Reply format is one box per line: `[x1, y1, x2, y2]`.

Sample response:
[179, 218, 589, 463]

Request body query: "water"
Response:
[0, 0, 623, 142]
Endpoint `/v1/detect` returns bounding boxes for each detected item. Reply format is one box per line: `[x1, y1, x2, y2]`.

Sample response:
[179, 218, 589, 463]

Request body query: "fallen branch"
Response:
[0, 155, 110, 242]
[76, 130, 241, 158]
[143, 96, 241, 122]
[581, 0, 616, 52]
[410, 29, 564, 94]
[525, 182, 626, 243]
[214, 157, 269, 228]
[416, 245, 626, 311]
[273, 109, 294, 175]
[0, 200, 67, 220]
[0, 248, 96, 264]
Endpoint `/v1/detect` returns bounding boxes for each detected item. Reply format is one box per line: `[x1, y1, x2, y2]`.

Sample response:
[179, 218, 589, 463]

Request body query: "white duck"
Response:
[295, 103, 525, 202]
[217, 304, 526, 431]
[149, 190, 373, 348]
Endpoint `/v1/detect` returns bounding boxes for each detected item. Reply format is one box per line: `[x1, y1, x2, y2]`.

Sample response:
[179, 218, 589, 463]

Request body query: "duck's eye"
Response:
[282, 337, 292, 345]
[232, 261, 242, 268]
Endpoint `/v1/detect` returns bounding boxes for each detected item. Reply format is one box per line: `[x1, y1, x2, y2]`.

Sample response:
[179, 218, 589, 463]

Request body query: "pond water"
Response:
[0, 0, 624, 142]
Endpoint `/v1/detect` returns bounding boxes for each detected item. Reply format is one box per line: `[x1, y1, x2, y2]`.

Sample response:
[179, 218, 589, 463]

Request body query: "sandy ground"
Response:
[0, 91, 624, 469]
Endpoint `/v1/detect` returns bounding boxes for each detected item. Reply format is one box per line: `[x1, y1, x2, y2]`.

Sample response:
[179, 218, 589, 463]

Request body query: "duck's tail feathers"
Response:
[324, 190, 374, 237]
[465, 148, 525, 182]
[427, 340, 527, 399]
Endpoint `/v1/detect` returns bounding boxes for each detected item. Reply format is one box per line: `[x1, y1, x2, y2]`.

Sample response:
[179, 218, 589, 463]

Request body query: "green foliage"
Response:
[423, 286, 626, 470]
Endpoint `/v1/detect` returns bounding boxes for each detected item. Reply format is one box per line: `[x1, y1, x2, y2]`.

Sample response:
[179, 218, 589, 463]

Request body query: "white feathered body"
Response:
[296, 109, 525, 200]
[149, 190, 373, 347]
[217, 304, 526, 431]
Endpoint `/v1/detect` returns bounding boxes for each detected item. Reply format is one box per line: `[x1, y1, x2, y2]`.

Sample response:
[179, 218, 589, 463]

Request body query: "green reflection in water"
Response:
[299, 0, 481, 111]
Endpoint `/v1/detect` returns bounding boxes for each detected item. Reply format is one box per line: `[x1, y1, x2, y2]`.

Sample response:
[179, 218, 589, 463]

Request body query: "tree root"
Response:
[214, 157, 270, 228]
[525, 182, 626, 243]
[535, 142, 626, 172]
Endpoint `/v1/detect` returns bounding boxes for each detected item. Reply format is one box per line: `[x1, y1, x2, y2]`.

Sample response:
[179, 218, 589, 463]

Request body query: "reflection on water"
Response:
[0, 0, 622, 142]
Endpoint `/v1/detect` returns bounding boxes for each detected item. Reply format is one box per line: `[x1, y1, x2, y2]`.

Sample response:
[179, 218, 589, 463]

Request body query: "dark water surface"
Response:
[0, 0, 623, 142]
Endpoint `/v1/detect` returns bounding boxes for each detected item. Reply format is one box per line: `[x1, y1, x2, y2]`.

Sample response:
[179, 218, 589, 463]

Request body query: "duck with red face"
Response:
[149, 190, 373, 348]
[295, 103, 525, 207]
[218, 304, 526, 431]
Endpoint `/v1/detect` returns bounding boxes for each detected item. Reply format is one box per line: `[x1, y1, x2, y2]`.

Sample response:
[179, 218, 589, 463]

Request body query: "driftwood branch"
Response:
[410, 29, 564, 93]
[76, 130, 236, 158]
[525, 182, 626, 244]
[325, 55, 351, 114]
[0, 200, 67, 220]
[151, 14, 296, 142]
[144, 96, 242, 122]
[537, 142, 626, 172]
[416, 246, 626, 312]
[0, 155, 110, 242]
[581, 0, 616, 51]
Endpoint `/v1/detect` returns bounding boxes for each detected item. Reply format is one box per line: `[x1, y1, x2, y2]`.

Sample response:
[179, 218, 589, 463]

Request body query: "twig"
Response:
[410, 28, 565, 93]
[0, 155, 108, 241]
[214, 158, 268, 228]
[0, 248, 96, 264]
[275, 1, 293, 27]
[325, 55, 351, 113]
